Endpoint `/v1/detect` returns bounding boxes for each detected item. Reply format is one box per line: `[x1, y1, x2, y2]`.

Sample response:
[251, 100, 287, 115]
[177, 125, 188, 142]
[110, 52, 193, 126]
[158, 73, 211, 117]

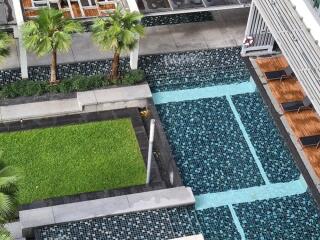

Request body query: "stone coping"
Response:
[20, 186, 195, 238]
[0, 84, 152, 123]
[5, 222, 23, 240]
[77, 84, 152, 108]
[171, 235, 204, 240]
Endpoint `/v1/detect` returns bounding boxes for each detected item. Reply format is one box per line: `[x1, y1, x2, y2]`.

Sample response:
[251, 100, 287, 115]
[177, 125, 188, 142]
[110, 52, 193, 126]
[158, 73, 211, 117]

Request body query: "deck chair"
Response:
[32, 0, 50, 7]
[264, 66, 294, 81]
[281, 96, 313, 113]
[299, 135, 320, 148]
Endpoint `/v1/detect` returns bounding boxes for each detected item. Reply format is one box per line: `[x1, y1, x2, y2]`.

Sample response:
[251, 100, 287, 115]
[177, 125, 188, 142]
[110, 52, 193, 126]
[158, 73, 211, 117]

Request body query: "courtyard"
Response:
[1, 1, 320, 240]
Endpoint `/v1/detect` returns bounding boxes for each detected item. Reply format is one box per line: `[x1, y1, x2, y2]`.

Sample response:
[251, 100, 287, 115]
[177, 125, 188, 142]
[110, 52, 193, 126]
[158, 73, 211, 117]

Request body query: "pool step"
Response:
[171, 234, 204, 240]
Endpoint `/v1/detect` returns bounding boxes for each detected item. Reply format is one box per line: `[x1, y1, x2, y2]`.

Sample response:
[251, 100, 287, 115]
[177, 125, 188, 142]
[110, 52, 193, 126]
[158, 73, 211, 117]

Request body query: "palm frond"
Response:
[91, 7, 144, 53]
[0, 32, 12, 62]
[0, 162, 20, 223]
[0, 225, 12, 240]
[22, 8, 83, 56]
[0, 193, 16, 221]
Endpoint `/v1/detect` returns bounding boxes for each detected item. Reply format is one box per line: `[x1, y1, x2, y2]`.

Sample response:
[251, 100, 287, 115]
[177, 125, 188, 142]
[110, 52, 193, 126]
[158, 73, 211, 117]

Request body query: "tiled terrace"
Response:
[255, 56, 320, 178]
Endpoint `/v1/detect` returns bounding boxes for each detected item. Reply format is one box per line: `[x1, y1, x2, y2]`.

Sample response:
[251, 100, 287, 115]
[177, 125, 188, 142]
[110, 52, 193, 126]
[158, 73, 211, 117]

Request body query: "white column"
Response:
[130, 40, 139, 69]
[127, 0, 140, 70]
[12, 0, 28, 79]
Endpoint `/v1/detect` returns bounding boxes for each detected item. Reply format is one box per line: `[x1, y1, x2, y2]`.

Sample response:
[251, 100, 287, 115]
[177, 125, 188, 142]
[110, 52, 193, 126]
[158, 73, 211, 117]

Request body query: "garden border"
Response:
[12, 107, 165, 211]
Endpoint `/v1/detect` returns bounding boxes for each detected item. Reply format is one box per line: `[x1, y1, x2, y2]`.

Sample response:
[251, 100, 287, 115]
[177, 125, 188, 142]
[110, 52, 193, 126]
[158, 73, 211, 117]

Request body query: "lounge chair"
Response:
[264, 66, 294, 81]
[299, 135, 320, 148]
[281, 97, 313, 113]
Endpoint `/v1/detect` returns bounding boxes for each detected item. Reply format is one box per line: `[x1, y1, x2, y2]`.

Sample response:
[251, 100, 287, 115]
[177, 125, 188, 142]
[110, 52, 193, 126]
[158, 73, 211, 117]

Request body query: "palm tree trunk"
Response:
[50, 50, 58, 84]
[110, 51, 120, 82]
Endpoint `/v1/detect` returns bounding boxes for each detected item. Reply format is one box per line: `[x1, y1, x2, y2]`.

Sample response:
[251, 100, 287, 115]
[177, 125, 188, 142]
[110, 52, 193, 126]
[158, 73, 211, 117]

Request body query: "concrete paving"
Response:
[5, 222, 23, 240]
[20, 186, 195, 238]
[0, 8, 249, 70]
[0, 98, 81, 122]
[0, 84, 152, 122]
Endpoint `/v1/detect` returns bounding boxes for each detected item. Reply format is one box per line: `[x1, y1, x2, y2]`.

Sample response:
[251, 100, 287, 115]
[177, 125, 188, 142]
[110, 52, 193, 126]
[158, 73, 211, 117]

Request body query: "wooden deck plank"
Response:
[256, 56, 288, 72]
[285, 110, 320, 137]
[23, 0, 33, 8]
[268, 79, 304, 103]
[71, 2, 82, 18]
[22, 0, 116, 19]
[84, 8, 99, 17]
[255, 55, 320, 178]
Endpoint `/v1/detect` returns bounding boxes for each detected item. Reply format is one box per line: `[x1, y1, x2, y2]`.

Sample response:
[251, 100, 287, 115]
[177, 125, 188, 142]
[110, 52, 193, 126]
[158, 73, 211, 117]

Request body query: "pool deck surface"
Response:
[0, 9, 248, 70]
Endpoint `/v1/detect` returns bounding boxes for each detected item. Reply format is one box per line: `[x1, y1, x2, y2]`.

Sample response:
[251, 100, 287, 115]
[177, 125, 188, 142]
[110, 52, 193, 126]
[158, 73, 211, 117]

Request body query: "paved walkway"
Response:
[0, 84, 151, 122]
[0, 8, 248, 70]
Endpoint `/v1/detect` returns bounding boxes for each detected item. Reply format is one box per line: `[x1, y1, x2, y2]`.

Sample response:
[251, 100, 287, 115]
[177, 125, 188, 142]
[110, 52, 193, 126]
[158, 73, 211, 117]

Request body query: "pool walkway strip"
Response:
[152, 80, 256, 104]
[228, 205, 246, 240]
[226, 95, 270, 184]
[19, 187, 195, 238]
[195, 176, 307, 210]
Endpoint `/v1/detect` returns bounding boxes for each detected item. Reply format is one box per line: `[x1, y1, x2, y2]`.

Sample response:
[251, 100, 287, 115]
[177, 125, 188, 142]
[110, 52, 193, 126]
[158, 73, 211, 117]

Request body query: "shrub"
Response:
[0, 70, 143, 99]
[0, 81, 44, 98]
[25, 81, 45, 96]
[1, 84, 18, 98]
[122, 69, 145, 85]
[45, 84, 59, 94]
[58, 79, 73, 94]
[88, 75, 106, 89]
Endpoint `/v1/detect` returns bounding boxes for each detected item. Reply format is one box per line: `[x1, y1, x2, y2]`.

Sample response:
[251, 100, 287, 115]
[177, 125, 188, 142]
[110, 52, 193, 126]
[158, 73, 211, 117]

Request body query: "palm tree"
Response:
[0, 227, 12, 240]
[92, 7, 144, 81]
[22, 8, 83, 84]
[0, 162, 20, 240]
[0, 31, 12, 63]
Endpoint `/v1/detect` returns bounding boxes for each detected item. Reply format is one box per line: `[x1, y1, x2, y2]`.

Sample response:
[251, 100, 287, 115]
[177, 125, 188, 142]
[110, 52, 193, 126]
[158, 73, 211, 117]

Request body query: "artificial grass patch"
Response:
[0, 119, 146, 204]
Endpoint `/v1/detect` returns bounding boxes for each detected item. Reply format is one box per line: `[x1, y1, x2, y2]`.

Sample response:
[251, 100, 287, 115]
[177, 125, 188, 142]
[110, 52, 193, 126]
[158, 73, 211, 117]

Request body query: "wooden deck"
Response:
[22, 0, 116, 19]
[256, 56, 320, 177]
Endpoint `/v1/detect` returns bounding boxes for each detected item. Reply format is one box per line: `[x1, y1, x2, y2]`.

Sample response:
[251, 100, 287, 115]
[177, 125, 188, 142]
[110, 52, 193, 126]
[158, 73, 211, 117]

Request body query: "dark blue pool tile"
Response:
[156, 97, 265, 195]
[140, 47, 250, 92]
[232, 93, 300, 183]
[37, 207, 202, 240]
[142, 12, 213, 27]
[196, 206, 240, 240]
[234, 192, 320, 239]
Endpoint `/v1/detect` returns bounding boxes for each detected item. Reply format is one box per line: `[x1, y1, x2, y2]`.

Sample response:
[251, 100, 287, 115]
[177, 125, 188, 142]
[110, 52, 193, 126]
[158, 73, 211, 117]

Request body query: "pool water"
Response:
[37, 47, 320, 240]
[151, 47, 320, 239]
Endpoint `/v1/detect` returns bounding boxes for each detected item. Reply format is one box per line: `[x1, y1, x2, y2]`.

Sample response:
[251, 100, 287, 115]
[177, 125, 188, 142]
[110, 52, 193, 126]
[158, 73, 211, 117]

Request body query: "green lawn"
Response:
[0, 119, 146, 204]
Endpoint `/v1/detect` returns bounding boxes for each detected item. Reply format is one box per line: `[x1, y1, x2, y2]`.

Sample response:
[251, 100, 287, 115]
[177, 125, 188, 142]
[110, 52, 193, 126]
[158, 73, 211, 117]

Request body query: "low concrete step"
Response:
[171, 235, 204, 240]
[0, 98, 80, 122]
[0, 84, 152, 123]
[77, 84, 152, 112]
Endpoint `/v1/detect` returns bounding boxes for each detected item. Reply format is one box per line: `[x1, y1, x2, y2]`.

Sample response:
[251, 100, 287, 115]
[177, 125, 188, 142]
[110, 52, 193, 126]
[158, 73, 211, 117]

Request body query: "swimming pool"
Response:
[37, 47, 320, 240]
[151, 47, 320, 239]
